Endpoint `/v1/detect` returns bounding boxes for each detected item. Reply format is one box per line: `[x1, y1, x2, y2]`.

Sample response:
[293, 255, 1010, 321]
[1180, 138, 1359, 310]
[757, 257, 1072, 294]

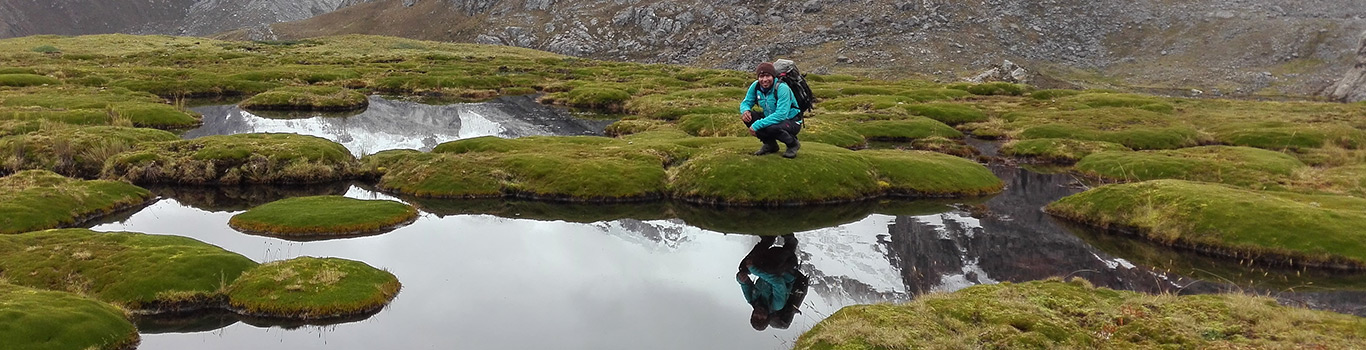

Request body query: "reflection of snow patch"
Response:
[799, 215, 905, 295]
[457, 110, 510, 139]
[1092, 253, 1138, 270]
[910, 211, 996, 292]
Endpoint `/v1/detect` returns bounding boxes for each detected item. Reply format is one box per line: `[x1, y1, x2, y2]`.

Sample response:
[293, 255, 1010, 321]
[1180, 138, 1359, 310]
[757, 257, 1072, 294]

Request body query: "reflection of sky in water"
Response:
[184, 96, 612, 156]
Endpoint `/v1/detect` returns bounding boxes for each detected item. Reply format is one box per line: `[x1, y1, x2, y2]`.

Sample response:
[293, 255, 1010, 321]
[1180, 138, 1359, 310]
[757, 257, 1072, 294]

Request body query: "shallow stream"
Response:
[83, 97, 1366, 349]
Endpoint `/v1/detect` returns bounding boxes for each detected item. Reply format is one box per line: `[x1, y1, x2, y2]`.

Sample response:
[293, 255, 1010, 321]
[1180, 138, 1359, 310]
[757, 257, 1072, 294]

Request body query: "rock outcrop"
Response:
[1328, 31, 1366, 102]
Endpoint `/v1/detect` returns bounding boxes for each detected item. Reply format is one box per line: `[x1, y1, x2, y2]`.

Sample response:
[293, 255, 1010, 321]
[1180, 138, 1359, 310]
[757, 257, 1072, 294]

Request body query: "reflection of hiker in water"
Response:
[736, 234, 809, 330]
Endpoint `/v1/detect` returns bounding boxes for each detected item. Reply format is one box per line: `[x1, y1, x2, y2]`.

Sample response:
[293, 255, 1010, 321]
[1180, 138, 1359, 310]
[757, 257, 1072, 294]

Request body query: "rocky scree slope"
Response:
[252, 0, 1366, 98]
[0, 0, 373, 38]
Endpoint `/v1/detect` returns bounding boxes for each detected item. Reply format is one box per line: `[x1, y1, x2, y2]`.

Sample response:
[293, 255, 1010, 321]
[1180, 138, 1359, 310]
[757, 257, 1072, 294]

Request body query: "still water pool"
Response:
[81, 97, 1366, 349]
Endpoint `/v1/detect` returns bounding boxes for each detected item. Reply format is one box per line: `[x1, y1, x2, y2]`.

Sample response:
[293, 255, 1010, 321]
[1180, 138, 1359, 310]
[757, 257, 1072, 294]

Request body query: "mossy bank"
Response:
[1046, 180, 1366, 270]
[0, 283, 139, 350]
[0, 170, 153, 234]
[797, 279, 1366, 349]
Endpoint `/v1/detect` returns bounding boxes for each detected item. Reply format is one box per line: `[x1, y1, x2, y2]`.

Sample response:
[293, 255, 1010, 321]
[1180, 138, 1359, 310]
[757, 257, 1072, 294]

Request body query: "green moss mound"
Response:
[958, 82, 1028, 96]
[1061, 93, 1175, 113]
[0, 283, 138, 350]
[239, 86, 368, 111]
[848, 117, 963, 141]
[861, 149, 1004, 196]
[678, 113, 747, 137]
[1076, 146, 1306, 189]
[668, 142, 1001, 205]
[550, 86, 630, 111]
[228, 196, 418, 239]
[1001, 138, 1132, 164]
[0, 126, 179, 178]
[226, 257, 400, 319]
[0, 87, 201, 129]
[383, 136, 668, 200]
[1030, 89, 1084, 100]
[0, 229, 257, 310]
[102, 133, 355, 185]
[903, 103, 987, 125]
[0, 73, 61, 87]
[797, 279, 1366, 349]
[799, 118, 867, 149]
[1046, 180, 1366, 269]
[1211, 121, 1366, 150]
[604, 118, 670, 137]
[897, 88, 971, 102]
[0, 170, 153, 234]
[1008, 107, 1204, 149]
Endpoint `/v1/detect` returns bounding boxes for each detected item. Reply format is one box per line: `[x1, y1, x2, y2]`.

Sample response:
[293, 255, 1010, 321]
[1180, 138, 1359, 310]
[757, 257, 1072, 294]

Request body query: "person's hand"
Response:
[748, 128, 756, 136]
[737, 271, 753, 284]
[741, 111, 753, 123]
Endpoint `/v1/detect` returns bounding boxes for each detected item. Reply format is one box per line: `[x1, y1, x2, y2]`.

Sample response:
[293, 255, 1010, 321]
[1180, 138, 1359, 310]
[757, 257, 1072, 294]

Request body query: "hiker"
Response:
[740, 62, 804, 158]
[736, 234, 809, 330]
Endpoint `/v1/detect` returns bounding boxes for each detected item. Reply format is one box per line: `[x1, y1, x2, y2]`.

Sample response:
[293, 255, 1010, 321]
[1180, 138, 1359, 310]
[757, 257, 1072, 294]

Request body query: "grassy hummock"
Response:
[102, 133, 355, 185]
[369, 134, 1000, 205]
[797, 279, 1366, 349]
[238, 86, 369, 111]
[1046, 180, 1366, 270]
[0, 86, 202, 131]
[1075, 146, 1306, 189]
[228, 196, 418, 239]
[1000, 138, 1132, 164]
[0, 170, 153, 234]
[0, 229, 257, 311]
[226, 257, 401, 320]
[0, 125, 179, 178]
[0, 283, 139, 350]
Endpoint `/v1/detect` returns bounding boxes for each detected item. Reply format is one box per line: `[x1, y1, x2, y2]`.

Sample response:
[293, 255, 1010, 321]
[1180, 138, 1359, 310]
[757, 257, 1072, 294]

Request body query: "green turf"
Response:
[228, 196, 418, 238]
[226, 257, 400, 319]
[1046, 180, 1366, 269]
[0, 170, 153, 234]
[797, 279, 1366, 349]
[0, 283, 138, 350]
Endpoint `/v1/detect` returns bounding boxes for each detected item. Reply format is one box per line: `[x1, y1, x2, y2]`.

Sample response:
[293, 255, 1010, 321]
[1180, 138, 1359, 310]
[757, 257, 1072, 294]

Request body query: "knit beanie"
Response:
[756, 62, 777, 77]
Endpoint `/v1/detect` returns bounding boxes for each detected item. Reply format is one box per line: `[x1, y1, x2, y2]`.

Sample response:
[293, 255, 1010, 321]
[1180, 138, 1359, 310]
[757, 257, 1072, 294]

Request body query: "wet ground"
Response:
[80, 98, 1366, 349]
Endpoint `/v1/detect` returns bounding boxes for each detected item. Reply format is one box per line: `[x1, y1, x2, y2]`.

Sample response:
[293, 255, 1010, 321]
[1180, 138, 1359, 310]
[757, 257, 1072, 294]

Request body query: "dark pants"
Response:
[744, 111, 802, 147]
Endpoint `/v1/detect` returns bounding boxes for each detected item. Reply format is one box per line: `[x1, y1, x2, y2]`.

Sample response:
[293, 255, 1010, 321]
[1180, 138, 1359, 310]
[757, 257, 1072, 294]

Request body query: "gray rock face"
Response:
[1328, 31, 1366, 102]
[0, 0, 375, 38]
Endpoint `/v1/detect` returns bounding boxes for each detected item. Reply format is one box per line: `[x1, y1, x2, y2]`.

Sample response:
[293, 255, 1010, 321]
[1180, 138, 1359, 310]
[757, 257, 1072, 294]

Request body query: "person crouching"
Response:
[740, 62, 803, 158]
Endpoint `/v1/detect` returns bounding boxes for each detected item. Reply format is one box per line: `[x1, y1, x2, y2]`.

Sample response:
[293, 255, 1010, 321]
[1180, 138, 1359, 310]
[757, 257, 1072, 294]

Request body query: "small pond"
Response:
[79, 98, 1366, 349]
[184, 95, 614, 156]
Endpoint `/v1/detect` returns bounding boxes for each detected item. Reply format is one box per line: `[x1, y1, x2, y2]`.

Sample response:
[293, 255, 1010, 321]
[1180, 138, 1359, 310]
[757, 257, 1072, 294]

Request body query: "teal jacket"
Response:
[739, 80, 801, 131]
[739, 266, 795, 312]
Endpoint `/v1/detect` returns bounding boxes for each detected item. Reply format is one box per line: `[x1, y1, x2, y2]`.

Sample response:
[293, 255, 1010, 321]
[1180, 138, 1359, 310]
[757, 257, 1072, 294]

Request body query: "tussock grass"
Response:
[1001, 138, 1132, 164]
[797, 279, 1366, 349]
[102, 133, 355, 185]
[846, 117, 963, 141]
[1046, 180, 1366, 270]
[903, 102, 987, 125]
[1075, 146, 1306, 189]
[0, 170, 153, 234]
[228, 196, 418, 239]
[239, 86, 368, 111]
[0, 229, 256, 310]
[226, 257, 400, 320]
[0, 283, 139, 350]
[0, 126, 179, 178]
[0, 73, 60, 87]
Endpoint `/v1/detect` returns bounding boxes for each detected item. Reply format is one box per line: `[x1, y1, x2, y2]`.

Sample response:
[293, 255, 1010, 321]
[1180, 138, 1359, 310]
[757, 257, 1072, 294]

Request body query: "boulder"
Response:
[1328, 31, 1366, 103]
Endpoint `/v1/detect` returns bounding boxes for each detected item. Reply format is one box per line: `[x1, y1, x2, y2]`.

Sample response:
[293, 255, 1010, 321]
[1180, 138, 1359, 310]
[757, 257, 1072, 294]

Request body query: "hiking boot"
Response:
[753, 142, 779, 156]
[782, 139, 800, 158]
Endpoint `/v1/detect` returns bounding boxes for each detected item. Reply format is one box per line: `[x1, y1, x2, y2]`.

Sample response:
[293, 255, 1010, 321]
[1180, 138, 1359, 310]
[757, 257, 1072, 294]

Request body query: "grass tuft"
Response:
[228, 196, 418, 239]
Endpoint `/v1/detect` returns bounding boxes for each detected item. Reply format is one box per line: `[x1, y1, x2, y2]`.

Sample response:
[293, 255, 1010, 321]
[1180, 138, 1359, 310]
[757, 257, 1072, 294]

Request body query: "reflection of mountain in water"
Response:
[185, 95, 615, 156]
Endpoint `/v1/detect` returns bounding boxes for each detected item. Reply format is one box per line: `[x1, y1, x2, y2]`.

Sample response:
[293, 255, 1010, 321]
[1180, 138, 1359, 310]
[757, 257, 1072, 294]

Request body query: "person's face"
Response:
[750, 309, 769, 330]
[758, 74, 774, 89]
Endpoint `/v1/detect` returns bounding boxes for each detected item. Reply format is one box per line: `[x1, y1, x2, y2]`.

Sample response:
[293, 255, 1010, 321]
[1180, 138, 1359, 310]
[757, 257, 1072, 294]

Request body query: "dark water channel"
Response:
[79, 98, 1366, 349]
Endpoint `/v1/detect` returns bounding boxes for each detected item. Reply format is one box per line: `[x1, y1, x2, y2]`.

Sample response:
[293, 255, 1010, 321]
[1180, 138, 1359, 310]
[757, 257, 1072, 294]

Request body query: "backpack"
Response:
[773, 59, 815, 119]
